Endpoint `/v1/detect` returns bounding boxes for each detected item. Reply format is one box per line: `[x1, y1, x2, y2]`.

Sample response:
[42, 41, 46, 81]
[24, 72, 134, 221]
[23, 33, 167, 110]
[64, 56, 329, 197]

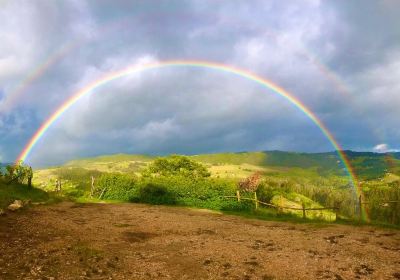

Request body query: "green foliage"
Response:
[142, 155, 210, 178]
[95, 173, 136, 200]
[134, 182, 177, 205]
[257, 181, 276, 203]
[3, 162, 33, 184]
[0, 177, 49, 209]
[54, 167, 102, 182]
[32, 151, 400, 225]
[131, 175, 236, 210]
[363, 182, 400, 224]
[50, 167, 103, 198]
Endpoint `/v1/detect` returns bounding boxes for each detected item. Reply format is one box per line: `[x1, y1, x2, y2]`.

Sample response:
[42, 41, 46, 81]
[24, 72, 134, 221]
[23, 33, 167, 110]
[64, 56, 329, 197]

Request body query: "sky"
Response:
[0, 0, 400, 166]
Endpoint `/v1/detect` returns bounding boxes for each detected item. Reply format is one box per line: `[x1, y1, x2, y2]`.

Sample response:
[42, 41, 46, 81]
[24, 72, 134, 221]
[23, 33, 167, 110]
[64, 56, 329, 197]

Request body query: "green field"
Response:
[22, 151, 398, 225]
[2, 150, 399, 225]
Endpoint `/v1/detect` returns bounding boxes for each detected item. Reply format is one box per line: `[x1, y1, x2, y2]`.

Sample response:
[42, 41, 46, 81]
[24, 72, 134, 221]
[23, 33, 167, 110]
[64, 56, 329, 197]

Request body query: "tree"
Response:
[238, 172, 262, 193]
[142, 155, 210, 179]
[27, 167, 33, 188]
[5, 161, 33, 185]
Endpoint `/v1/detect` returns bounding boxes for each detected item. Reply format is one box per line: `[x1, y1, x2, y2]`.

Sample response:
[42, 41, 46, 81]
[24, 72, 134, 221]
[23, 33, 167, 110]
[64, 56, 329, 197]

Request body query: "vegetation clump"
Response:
[0, 162, 49, 209]
[142, 155, 211, 178]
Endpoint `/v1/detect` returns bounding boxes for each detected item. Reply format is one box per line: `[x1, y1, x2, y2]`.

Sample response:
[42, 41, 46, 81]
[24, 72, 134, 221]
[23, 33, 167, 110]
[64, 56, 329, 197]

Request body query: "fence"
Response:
[223, 191, 340, 220]
[359, 195, 400, 224]
[223, 191, 400, 223]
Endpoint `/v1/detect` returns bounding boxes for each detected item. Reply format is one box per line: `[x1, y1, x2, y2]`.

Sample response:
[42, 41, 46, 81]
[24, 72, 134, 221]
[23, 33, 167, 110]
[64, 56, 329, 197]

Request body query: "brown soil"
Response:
[0, 202, 399, 279]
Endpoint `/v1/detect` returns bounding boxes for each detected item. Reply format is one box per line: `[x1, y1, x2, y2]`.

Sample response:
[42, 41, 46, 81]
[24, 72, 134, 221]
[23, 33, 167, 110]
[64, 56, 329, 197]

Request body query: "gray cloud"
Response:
[0, 0, 399, 166]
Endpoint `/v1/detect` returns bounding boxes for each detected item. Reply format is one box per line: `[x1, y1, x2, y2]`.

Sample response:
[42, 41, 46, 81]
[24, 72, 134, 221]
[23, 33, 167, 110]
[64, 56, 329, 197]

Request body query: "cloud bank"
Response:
[0, 0, 399, 166]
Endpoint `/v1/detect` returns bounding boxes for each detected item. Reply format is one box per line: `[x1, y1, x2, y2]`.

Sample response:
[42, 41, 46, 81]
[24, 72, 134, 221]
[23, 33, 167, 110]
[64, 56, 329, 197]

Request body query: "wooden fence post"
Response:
[277, 196, 283, 214]
[254, 192, 258, 210]
[236, 190, 241, 202]
[334, 203, 340, 221]
[99, 187, 107, 199]
[90, 176, 95, 198]
[358, 195, 362, 222]
[302, 203, 306, 219]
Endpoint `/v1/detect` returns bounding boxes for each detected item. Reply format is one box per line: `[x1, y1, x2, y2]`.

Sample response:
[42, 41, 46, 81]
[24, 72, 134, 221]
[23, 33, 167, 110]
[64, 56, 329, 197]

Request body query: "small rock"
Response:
[8, 200, 23, 211]
[32, 202, 46, 206]
[223, 263, 232, 269]
[393, 272, 400, 279]
[22, 200, 31, 206]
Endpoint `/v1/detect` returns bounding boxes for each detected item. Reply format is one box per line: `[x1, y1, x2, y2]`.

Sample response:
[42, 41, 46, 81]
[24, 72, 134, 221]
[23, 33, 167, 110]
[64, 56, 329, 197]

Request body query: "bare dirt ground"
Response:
[0, 202, 399, 280]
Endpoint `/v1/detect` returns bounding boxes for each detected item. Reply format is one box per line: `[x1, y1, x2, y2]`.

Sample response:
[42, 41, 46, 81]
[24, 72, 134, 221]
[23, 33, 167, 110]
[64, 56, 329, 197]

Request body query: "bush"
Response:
[134, 182, 177, 205]
[96, 173, 136, 200]
[131, 175, 237, 210]
[257, 181, 276, 203]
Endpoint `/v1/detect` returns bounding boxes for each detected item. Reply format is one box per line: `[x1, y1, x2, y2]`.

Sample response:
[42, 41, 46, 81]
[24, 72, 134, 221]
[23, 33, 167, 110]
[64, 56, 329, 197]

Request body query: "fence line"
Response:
[361, 200, 400, 204]
[223, 196, 338, 211]
[222, 194, 339, 220]
[224, 193, 399, 224]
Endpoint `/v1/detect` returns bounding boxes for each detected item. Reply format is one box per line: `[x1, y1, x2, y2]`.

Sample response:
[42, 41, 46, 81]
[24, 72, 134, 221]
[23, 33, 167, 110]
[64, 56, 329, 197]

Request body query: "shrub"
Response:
[96, 173, 136, 200]
[257, 181, 276, 203]
[131, 175, 237, 210]
[134, 182, 177, 205]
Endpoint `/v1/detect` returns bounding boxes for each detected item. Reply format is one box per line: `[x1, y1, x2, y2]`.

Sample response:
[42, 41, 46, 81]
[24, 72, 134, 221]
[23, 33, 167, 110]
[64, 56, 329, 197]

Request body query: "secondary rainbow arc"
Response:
[16, 59, 363, 214]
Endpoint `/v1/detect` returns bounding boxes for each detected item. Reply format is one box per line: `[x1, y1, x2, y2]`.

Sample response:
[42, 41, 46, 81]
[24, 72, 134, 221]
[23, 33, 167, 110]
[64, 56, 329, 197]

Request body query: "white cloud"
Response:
[373, 144, 389, 153]
[373, 144, 399, 153]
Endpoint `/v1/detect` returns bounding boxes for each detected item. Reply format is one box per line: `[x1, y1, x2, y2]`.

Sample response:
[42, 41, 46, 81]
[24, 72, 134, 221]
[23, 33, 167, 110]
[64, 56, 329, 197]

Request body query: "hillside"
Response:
[31, 151, 400, 226]
[54, 150, 400, 180]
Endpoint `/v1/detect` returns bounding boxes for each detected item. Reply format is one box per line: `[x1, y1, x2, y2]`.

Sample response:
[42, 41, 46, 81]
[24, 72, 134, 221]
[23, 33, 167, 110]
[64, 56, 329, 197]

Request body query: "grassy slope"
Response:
[34, 151, 400, 190]
[63, 154, 153, 174]
[31, 152, 346, 221]
[30, 151, 400, 223]
[0, 179, 49, 209]
[52, 150, 400, 180]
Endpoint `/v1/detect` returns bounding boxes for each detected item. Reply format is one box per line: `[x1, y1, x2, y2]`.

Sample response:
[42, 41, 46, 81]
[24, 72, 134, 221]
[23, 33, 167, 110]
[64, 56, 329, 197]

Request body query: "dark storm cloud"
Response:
[0, 0, 399, 165]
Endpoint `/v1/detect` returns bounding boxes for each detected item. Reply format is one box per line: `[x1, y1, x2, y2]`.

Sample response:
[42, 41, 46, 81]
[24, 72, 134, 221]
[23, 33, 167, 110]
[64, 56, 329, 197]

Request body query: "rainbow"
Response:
[1, 42, 79, 113]
[16, 59, 365, 217]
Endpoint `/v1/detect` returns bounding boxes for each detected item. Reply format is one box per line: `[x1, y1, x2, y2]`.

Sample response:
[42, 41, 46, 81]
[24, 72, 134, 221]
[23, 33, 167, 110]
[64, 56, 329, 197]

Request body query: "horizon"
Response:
[4, 148, 400, 169]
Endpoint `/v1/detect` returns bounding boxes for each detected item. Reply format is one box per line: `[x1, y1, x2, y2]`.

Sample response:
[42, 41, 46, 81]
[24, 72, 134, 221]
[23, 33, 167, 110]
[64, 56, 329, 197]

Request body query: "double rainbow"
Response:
[16, 59, 363, 211]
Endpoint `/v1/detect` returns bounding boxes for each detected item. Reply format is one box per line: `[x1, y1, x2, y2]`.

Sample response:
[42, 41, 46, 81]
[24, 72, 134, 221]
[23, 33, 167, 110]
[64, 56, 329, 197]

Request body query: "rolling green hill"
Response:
[51, 150, 400, 180]
[30, 151, 400, 225]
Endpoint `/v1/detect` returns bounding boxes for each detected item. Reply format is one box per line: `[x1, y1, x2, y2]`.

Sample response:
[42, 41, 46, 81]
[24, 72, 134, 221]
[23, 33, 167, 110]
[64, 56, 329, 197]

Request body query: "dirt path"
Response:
[0, 202, 399, 280]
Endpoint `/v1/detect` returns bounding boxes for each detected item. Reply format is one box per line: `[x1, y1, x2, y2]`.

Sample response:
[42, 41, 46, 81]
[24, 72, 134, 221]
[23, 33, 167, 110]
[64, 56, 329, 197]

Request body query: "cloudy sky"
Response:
[1, 0, 399, 166]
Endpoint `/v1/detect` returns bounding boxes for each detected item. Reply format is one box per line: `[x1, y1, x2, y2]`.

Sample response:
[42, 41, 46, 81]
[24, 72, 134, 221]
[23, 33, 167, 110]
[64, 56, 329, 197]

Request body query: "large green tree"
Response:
[3, 161, 33, 185]
[142, 155, 210, 178]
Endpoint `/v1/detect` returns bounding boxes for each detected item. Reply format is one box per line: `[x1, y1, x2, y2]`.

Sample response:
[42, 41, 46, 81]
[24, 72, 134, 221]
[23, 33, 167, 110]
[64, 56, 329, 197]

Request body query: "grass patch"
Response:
[0, 179, 50, 209]
[72, 242, 102, 259]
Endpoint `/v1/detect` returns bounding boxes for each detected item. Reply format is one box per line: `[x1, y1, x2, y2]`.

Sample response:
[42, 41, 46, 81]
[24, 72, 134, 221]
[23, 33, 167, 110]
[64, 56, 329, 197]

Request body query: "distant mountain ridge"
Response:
[0, 162, 11, 173]
[60, 150, 400, 180]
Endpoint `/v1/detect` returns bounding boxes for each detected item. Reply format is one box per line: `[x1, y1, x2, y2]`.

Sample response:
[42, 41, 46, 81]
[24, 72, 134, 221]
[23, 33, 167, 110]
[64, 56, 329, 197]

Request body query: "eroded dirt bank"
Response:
[0, 202, 399, 279]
